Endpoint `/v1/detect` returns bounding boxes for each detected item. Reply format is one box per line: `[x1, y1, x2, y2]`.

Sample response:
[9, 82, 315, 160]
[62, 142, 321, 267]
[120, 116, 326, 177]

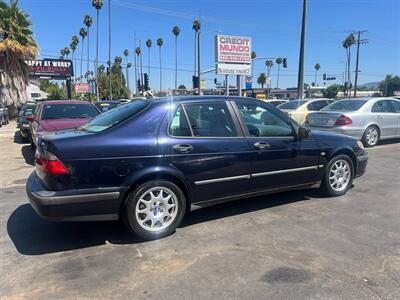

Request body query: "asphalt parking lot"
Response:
[0, 121, 399, 299]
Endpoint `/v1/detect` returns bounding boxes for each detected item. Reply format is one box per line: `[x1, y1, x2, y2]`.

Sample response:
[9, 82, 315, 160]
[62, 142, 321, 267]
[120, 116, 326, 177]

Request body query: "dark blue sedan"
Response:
[26, 96, 368, 240]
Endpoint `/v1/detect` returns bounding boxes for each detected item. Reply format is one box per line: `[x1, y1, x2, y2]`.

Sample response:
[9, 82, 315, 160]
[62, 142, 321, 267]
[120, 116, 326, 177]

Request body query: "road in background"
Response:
[0, 121, 399, 299]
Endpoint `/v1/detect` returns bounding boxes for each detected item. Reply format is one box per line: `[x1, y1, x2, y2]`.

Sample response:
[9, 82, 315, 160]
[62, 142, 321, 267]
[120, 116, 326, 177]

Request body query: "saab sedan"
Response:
[26, 96, 368, 240]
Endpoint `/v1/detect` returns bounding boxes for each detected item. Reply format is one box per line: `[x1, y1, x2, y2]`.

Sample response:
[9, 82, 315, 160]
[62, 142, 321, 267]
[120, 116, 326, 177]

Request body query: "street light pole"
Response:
[297, 0, 308, 99]
[108, 0, 112, 100]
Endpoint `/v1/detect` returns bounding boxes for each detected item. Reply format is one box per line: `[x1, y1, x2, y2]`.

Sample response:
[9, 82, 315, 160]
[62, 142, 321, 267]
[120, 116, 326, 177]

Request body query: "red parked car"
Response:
[27, 100, 100, 148]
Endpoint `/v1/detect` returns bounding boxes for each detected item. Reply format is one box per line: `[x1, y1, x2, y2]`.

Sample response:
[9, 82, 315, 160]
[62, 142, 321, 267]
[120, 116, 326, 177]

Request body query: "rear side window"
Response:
[80, 100, 149, 132]
[322, 100, 367, 111]
[307, 100, 331, 111]
[371, 101, 393, 113]
[170, 102, 237, 137]
[389, 100, 400, 113]
[169, 105, 191, 137]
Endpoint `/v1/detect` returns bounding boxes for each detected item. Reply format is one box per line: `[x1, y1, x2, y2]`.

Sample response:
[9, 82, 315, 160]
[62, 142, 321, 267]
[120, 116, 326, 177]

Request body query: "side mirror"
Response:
[298, 126, 310, 139]
[26, 115, 35, 122]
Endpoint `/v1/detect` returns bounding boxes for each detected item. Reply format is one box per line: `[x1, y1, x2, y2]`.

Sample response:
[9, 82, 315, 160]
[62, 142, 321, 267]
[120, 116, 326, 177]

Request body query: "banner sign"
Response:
[216, 35, 252, 64]
[216, 63, 251, 75]
[24, 59, 74, 79]
[74, 83, 90, 93]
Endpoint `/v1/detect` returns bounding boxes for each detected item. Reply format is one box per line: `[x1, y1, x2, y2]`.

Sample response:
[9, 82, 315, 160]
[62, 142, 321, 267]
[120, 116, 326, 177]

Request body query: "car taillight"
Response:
[35, 151, 69, 175]
[334, 115, 352, 126]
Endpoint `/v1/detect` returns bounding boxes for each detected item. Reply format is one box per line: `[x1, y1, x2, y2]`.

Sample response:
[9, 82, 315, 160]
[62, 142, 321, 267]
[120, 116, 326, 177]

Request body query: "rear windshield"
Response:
[278, 101, 306, 110]
[79, 100, 150, 132]
[42, 103, 99, 119]
[322, 100, 367, 111]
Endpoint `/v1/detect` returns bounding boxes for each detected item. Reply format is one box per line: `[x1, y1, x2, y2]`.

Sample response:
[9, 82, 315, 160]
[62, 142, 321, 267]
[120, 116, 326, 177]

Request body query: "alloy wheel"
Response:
[365, 127, 378, 146]
[135, 187, 178, 232]
[328, 159, 351, 192]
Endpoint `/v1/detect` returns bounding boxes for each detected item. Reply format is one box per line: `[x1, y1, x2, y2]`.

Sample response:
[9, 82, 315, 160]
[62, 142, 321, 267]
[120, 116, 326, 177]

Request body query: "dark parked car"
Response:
[95, 100, 121, 113]
[27, 100, 100, 147]
[17, 101, 38, 141]
[27, 97, 368, 240]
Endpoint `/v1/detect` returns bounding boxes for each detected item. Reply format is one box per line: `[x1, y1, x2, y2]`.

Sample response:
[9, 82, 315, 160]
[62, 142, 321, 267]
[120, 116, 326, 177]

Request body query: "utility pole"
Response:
[108, 0, 112, 100]
[297, 0, 308, 99]
[197, 21, 201, 95]
[353, 30, 368, 97]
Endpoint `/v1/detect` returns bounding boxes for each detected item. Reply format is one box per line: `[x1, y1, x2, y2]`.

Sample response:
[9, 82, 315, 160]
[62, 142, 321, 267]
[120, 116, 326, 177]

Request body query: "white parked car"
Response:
[278, 99, 335, 124]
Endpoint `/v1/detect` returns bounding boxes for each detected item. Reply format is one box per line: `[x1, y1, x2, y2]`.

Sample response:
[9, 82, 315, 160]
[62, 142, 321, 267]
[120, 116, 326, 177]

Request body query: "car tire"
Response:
[123, 180, 186, 240]
[362, 125, 379, 147]
[321, 154, 354, 197]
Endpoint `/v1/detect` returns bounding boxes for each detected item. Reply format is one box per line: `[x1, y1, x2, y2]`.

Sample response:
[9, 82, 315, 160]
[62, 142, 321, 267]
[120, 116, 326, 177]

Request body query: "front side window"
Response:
[181, 102, 237, 137]
[371, 101, 393, 113]
[236, 102, 293, 137]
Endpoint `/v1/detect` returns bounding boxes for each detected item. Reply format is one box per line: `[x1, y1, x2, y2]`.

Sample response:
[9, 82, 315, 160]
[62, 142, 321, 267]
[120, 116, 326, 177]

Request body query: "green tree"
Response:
[322, 84, 341, 99]
[257, 73, 267, 88]
[97, 56, 129, 99]
[0, 0, 38, 113]
[379, 75, 400, 96]
[178, 84, 186, 90]
[172, 26, 180, 89]
[83, 15, 93, 77]
[39, 79, 66, 100]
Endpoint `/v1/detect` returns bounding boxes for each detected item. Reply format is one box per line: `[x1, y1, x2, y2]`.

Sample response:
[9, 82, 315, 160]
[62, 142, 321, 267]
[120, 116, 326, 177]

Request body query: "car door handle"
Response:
[254, 142, 271, 150]
[172, 144, 193, 153]
[377, 115, 382, 120]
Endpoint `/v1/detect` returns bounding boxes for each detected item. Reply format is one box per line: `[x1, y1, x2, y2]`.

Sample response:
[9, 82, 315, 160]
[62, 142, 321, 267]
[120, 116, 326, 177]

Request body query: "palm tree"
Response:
[145, 39, 152, 77]
[135, 46, 141, 90]
[342, 33, 356, 95]
[79, 27, 87, 78]
[192, 20, 200, 77]
[64, 47, 70, 58]
[157, 38, 163, 92]
[84, 15, 93, 77]
[275, 57, 283, 88]
[92, 0, 103, 100]
[60, 48, 66, 59]
[0, 0, 38, 112]
[172, 26, 180, 90]
[314, 63, 321, 86]
[70, 36, 79, 81]
[123, 49, 130, 93]
[265, 60, 273, 88]
[257, 73, 267, 88]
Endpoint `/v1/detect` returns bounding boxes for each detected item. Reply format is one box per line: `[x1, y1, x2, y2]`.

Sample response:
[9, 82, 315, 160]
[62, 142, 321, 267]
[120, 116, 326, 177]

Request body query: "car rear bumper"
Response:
[355, 154, 368, 178]
[26, 172, 121, 221]
[309, 126, 364, 140]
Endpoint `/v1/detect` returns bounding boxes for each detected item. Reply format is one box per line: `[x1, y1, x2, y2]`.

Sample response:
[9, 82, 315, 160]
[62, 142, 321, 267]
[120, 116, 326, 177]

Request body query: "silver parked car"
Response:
[306, 97, 400, 147]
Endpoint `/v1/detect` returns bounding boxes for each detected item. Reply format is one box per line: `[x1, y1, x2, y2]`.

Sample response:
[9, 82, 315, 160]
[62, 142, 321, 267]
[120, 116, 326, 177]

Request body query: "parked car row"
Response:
[25, 96, 370, 241]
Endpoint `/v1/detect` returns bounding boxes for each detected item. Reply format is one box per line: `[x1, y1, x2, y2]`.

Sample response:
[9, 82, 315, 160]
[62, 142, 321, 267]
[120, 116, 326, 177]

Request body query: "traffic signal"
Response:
[282, 58, 287, 68]
[106, 67, 110, 75]
[144, 73, 149, 91]
[193, 76, 199, 89]
[323, 73, 327, 80]
[137, 79, 141, 91]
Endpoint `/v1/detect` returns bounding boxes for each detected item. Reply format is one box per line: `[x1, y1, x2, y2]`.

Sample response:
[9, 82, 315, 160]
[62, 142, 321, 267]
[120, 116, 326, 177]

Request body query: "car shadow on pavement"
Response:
[21, 145, 35, 166]
[13, 130, 28, 144]
[7, 190, 314, 256]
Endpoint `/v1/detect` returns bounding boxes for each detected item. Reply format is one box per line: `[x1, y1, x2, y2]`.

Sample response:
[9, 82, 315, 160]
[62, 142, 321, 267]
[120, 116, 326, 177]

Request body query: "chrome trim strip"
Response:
[252, 165, 321, 178]
[195, 174, 251, 186]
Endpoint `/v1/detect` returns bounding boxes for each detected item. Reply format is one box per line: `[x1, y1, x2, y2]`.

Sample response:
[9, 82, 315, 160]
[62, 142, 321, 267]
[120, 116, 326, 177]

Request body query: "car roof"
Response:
[40, 100, 92, 105]
[151, 96, 266, 105]
[95, 100, 121, 104]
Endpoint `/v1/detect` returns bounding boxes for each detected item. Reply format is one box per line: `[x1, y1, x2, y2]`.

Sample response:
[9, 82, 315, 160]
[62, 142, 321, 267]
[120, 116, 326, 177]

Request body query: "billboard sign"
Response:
[216, 63, 251, 75]
[74, 83, 90, 94]
[24, 59, 74, 79]
[216, 35, 252, 64]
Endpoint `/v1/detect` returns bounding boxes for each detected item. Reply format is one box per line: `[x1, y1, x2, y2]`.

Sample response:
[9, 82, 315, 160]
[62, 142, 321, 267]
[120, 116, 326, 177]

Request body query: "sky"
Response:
[19, 0, 400, 91]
